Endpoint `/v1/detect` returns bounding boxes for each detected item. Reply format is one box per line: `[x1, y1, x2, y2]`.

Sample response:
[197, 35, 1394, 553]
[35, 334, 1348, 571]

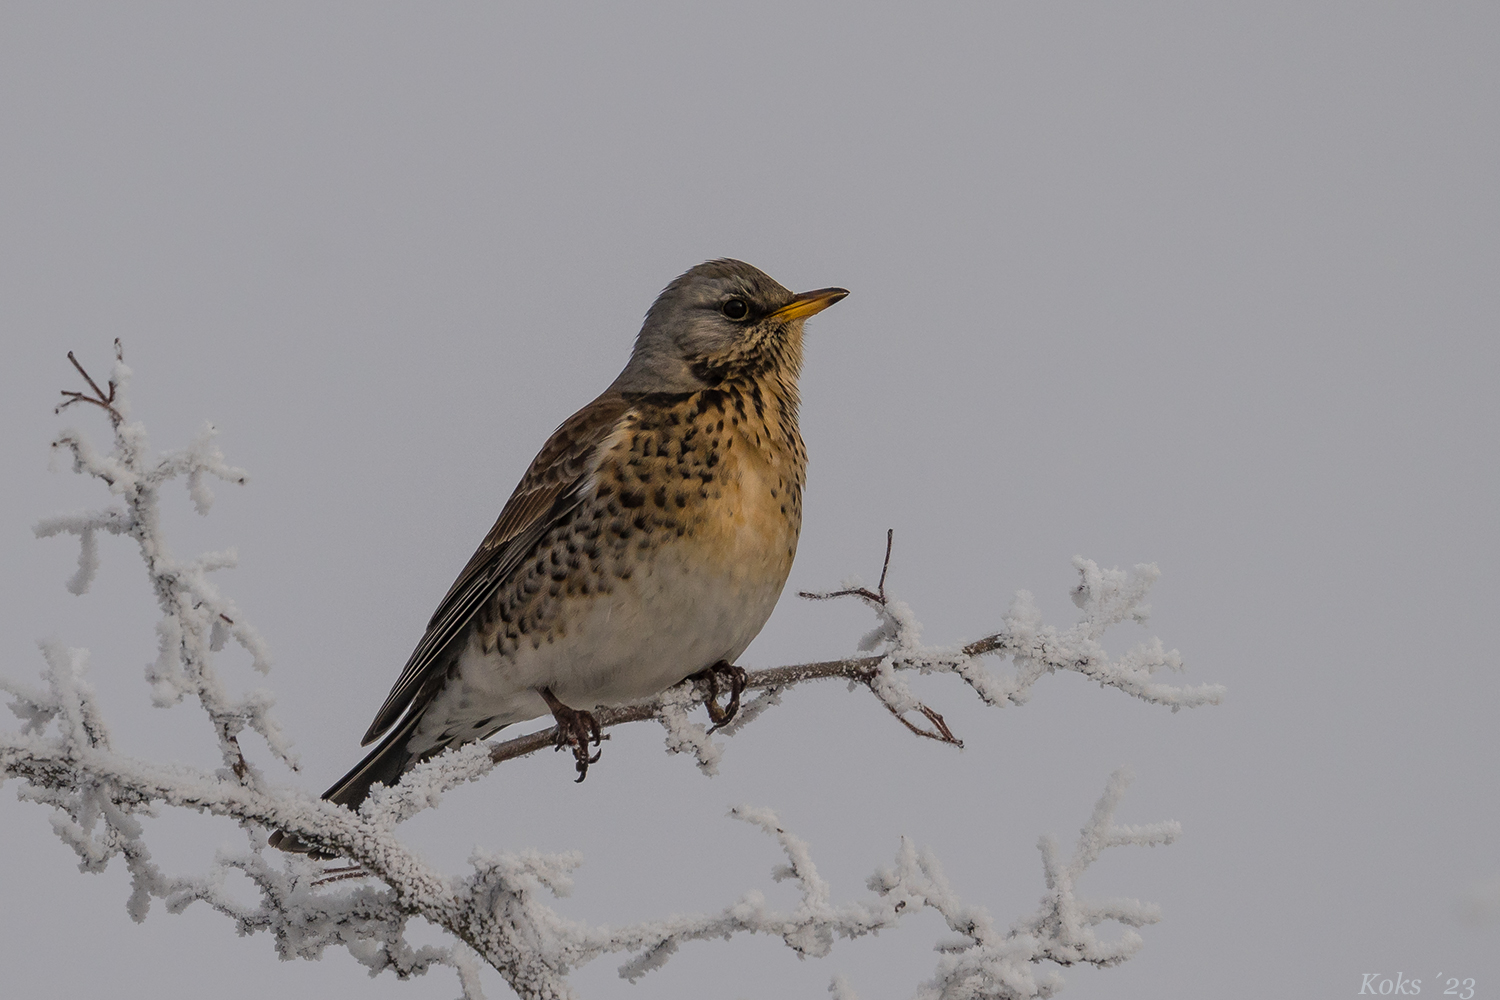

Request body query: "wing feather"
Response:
[360, 391, 633, 744]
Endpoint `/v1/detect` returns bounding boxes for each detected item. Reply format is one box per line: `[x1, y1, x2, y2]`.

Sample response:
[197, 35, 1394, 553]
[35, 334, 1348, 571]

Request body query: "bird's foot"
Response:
[540, 686, 602, 782]
[690, 660, 748, 732]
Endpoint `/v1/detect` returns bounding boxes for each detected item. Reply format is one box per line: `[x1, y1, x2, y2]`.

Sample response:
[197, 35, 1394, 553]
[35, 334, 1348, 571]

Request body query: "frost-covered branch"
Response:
[480, 528, 1224, 778]
[2, 347, 1218, 999]
[39, 344, 281, 782]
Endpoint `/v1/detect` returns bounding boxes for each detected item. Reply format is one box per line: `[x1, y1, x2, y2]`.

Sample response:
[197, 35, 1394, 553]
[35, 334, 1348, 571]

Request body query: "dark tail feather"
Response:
[322, 708, 424, 810]
[267, 710, 424, 856]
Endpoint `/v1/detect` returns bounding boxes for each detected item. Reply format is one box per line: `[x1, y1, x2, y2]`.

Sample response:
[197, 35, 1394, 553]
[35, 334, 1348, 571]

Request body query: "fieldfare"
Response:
[271, 259, 845, 852]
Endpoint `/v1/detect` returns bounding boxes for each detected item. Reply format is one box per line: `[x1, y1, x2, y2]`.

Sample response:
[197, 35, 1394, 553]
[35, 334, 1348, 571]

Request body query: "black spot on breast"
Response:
[620, 489, 646, 509]
[694, 389, 727, 417]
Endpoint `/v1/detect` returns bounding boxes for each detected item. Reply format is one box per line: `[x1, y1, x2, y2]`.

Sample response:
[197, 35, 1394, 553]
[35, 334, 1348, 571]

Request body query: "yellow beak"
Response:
[769, 287, 849, 322]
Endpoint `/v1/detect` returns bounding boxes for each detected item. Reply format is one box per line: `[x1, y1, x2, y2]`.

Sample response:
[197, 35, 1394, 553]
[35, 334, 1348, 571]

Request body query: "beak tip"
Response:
[771, 286, 849, 322]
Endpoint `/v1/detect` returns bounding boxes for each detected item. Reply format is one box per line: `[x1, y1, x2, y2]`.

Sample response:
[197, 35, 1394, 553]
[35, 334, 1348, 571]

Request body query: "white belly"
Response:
[412, 542, 786, 747]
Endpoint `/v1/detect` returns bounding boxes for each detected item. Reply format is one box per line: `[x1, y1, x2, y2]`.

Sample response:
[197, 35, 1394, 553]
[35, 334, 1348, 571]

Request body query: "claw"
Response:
[540, 687, 603, 781]
[691, 660, 748, 732]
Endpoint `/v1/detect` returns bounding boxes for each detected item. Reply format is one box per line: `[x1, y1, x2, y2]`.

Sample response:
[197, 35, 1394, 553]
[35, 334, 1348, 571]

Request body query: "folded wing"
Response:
[360, 391, 634, 744]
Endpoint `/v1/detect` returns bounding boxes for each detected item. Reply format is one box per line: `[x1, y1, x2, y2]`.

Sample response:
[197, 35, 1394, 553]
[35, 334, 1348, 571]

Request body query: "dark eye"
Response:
[721, 298, 749, 321]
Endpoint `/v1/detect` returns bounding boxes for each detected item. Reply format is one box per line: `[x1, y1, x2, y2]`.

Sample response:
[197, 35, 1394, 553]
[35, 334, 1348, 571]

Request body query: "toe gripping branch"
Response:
[540, 687, 603, 782]
[691, 660, 748, 733]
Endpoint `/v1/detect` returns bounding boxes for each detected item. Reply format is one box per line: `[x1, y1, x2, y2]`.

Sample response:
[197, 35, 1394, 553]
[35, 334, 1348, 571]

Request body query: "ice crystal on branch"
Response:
[2, 346, 1221, 999]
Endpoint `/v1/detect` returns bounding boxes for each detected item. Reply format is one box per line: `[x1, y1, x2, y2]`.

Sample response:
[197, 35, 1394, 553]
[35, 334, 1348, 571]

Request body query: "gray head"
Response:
[611, 259, 847, 394]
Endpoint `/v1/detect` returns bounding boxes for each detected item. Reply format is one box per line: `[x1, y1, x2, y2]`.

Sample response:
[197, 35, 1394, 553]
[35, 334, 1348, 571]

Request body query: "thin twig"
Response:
[884, 702, 962, 746]
[877, 527, 894, 599]
[311, 864, 372, 887]
[57, 348, 124, 425]
[68, 351, 110, 402]
[798, 528, 896, 604]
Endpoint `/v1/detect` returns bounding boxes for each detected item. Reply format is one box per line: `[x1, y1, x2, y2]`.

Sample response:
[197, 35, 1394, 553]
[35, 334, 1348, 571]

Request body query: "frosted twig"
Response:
[40, 347, 284, 782]
[2, 346, 1212, 999]
[56, 342, 125, 425]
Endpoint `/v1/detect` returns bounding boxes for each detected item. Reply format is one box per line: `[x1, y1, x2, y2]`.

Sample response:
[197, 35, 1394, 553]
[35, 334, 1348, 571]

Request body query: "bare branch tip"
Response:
[878, 528, 894, 598]
[883, 700, 964, 747]
[311, 864, 371, 887]
[799, 532, 895, 606]
[58, 348, 124, 425]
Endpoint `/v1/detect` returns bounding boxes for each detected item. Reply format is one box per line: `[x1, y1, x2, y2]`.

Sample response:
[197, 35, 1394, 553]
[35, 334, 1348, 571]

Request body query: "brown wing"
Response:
[360, 390, 633, 744]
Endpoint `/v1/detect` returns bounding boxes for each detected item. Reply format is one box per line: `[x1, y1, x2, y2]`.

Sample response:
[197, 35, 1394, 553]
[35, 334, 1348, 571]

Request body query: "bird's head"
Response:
[613, 259, 847, 395]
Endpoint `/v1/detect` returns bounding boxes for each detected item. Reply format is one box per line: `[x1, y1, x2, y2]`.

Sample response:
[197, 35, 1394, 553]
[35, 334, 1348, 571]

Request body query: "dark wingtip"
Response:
[268, 828, 305, 853]
[268, 828, 339, 860]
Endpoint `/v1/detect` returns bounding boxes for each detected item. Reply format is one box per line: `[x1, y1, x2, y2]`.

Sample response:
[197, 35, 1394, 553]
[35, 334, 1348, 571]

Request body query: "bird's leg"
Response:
[689, 660, 748, 732]
[539, 686, 602, 782]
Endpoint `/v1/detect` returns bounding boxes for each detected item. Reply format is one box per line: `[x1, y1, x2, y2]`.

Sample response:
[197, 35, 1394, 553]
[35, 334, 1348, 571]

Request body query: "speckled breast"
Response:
[603, 379, 804, 580]
[470, 376, 805, 695]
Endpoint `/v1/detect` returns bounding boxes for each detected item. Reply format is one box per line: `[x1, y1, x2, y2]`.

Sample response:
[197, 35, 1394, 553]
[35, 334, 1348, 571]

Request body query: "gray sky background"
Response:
[3, 4, 1497, 998]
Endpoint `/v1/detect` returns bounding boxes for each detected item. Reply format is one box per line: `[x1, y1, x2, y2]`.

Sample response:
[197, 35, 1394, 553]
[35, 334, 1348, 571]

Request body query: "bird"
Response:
[271, 259, 846, 853]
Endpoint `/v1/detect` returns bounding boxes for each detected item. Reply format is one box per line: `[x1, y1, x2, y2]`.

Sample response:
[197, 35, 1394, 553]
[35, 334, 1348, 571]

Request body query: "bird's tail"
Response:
[267, 709, 424, 856]
[324, 708, 425, 809]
